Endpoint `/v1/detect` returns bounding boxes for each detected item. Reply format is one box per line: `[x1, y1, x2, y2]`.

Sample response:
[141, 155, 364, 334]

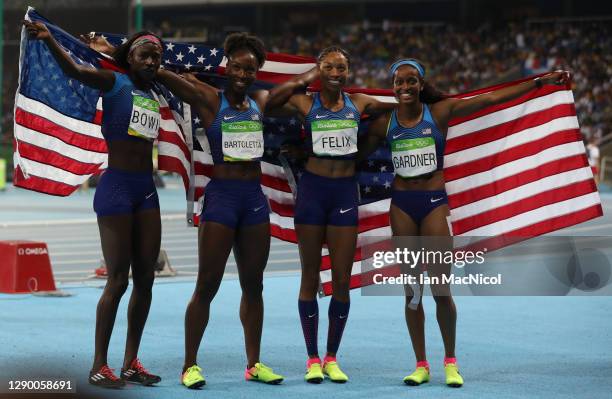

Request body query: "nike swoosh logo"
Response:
[307, 313, 316, 318]
[315, 114, 330, 119]
[223, 115, 237, 120]
[339, 208, 353, 214]
[145, 192, 156, 199]
[253, 206, 265, 212]
[131, 91, 141, 96]
[430, 197, 443, 203]
[392, 133, 404, 139]
[339, 315, 347, 319]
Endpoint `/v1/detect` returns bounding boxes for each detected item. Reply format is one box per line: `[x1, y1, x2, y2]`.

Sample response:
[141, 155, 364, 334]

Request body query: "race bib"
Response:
[311, 119, 358, 156]
[391, 137, 437, 177]
[128, 94, 161, 141]
[221, 120, 264, 161]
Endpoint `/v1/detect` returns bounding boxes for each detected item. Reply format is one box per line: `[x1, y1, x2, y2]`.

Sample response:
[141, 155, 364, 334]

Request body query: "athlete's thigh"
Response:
[295, 224, 327, 274]
[234, 222, 271, 279]
[197, 221, 235, 278]
[131, 207, 162, 275]
[421, 204, 452, 296]
[97, 213, 134, 276]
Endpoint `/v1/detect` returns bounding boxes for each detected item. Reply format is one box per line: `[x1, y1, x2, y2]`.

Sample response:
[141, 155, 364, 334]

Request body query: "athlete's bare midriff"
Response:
[212, 162, 262, 180]
[304, 157, 355, 178]
[392, 170, 445, 191]
[106, 140, 154, 172]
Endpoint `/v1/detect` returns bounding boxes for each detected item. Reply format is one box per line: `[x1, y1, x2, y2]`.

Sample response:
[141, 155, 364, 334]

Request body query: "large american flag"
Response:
[14, 9, 601, 296]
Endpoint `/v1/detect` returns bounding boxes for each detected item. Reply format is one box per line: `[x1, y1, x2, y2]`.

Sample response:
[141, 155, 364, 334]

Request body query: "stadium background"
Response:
[0, 0, 611, 186]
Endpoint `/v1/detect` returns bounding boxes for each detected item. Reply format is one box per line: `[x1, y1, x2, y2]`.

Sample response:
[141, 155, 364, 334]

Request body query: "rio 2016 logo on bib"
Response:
[391, 137, 437, 177]
[311, 119, 358, 156]
[128, 95, 160, 141]
[222, 120, 264, 161]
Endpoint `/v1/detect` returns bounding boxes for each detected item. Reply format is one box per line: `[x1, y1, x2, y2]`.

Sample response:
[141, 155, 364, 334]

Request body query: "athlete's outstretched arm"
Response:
[357, 113, 389, 162]
[23, 20, 114, 91]
[155, 70, 218, 111]
[351, 93, 398, 115]
[264, 67, 318, 114]
[437, 71, 570, 124]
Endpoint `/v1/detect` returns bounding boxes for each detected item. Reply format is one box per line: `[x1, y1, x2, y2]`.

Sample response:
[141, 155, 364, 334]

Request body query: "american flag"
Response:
[14, 9, 601, 297]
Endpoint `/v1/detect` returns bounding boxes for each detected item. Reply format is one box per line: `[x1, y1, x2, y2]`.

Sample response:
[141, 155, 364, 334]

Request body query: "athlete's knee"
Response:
[331, 275, 350, 295]
[241, 280, 263, 301]
[131, 270, 154, 293]
[192, 278, 222, 304]
[105, 274, 129, 297]
[432, 294, 454, 307]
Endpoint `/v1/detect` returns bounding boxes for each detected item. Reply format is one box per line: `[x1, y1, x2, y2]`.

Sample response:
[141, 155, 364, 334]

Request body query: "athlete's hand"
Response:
[539, 70, 571, 86]
[79, 32, 115, 55]
[23, 20, 50, 41]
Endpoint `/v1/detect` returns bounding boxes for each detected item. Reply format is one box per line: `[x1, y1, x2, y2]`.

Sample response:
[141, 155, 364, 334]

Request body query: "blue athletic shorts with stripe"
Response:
[93, 168, 159, 217]
[294, 170, 359, 226]
[199, 178, 270, 229]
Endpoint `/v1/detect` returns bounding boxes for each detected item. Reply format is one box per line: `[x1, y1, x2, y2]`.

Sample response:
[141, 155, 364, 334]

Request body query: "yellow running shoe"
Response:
[245, 362, 284, 384]
[181, 365, 206, 389]
[323, 359, 348, 383]
[403, 367, 430, 386]
[305, 360, 324, 384]
[445, 363, 464, 388]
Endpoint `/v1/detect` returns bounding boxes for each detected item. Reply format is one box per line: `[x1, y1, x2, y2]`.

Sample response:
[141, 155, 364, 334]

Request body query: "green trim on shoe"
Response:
[245, 362, 284, 384]
[323, 361, 349, 383]
[445, 363, 464, 387]
[403, 366, 430, 386]
[305, 362, 324, 384]
[181, 365, 206, 389]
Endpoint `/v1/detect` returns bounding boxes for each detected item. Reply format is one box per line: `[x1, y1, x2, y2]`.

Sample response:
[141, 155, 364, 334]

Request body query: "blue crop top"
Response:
[101, 72, 161, 142]
[386, 105, 445, 178]
[304, 92, 361, 160]
[206, 92, 264, 164]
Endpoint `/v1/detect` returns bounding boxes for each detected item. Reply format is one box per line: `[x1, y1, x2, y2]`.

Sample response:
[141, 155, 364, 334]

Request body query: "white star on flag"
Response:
[185, 62, 192, 70]
[188, 45, 197, 54]
[176, 52, 184, 61]
[193, 116, 200, 124]
[196, 55, 205, 64]
[205, 64, 212, 71]
[166, 42, 175, 51]
[210, 48, 218, 56]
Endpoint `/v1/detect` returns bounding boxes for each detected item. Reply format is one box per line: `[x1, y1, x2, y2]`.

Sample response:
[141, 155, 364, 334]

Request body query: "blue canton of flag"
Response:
[22, 11, 102, 123]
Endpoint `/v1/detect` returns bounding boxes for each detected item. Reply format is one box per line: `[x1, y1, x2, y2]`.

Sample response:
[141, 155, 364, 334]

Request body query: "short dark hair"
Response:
[317, 46, 351, 67]
[223, 32, 266, 68]
[111, 31, 164, 71]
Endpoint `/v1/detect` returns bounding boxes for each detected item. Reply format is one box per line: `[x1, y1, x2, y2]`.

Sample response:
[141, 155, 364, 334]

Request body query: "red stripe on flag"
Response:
[158, 155, 189, 191]
[447, 85, 564, 127]
[270, 223, 297, 243]
[158, 129, 191, 161]
[447, 154, 589, 209]
[451, 180, 598, 235]
[444, 129, 582, 182]
[261, 174, 292, 193]
[16, 141, 105, 176]
[15, 108, 107, 153]
[445, 103, 578, 155]
[13, 166, 83, 196]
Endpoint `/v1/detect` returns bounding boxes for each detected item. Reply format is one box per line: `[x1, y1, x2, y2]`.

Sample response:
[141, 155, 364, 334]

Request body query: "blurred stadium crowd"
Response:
[139, 18, 612, 142]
